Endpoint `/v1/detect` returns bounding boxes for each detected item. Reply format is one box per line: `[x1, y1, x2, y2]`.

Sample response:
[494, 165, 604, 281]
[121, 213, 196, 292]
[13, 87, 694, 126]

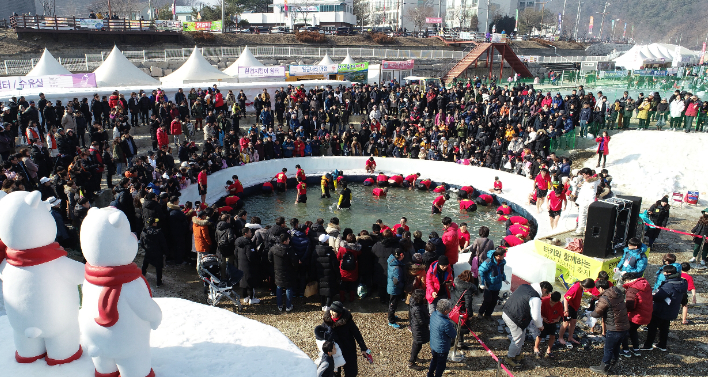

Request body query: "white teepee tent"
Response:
[26, 48, 71, 76]
[223, 46, 265, 76]
[161, 46, 233, 84]
[340, 53, 356, 65]
[318, 53, 335, 66]
[93, 46, 159, 87]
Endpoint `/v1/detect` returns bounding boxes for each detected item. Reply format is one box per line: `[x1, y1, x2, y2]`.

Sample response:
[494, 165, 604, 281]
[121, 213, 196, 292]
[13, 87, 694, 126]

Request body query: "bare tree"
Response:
[352, 0, 370, 29]
[406, 6, 434, 31]
[517, 7, 553, 35]
[449, 5, 473, 30]
[87, 0, 144, 18]
[290, 0, 320, 29]
[469, 14, 478, 31]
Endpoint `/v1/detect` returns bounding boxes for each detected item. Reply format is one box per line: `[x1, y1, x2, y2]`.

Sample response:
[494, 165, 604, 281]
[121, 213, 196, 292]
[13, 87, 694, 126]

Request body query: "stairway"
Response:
[442, 43, 534, 85]
[442, 43, 492, 84]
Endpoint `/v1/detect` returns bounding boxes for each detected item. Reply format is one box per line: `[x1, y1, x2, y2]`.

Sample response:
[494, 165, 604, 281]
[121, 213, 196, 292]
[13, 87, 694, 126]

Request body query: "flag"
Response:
[284, 0, 288, 14]
[172, 0, 176, 15]
[514, 9, 518, 32]
[623, 22, 626, 38]
[588, 16, 593, 34]
[557, 13, 562, 33]
[700, 42, 706, 65]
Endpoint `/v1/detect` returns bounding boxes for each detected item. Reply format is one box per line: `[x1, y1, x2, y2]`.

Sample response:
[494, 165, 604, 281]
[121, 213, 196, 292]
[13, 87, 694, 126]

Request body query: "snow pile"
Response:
[0, 297, 315, 377]
[582, 131, 708, 204]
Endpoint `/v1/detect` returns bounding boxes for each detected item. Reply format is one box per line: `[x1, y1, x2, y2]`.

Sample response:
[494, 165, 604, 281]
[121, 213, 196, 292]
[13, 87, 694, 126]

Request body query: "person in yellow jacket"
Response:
[636, 99, 651, 129]
[321, 174, 331, 198]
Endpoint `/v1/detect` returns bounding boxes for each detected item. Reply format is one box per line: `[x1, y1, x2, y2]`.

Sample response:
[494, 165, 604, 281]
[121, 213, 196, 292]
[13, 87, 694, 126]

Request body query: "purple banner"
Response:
[0, 73, 97, 92]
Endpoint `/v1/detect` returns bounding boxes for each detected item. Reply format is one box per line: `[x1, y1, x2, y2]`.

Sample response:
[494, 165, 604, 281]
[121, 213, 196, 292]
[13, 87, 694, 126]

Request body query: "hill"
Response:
[546, 0, 707, 49]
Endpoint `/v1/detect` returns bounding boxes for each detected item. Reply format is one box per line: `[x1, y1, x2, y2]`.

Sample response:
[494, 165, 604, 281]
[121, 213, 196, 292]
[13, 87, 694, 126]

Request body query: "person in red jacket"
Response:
[337, 233, 362, 302]
[417, 178, 433, 190]
[496, 211, 510, 222]
[293, 137, 305, 157]
[273, 168, 288, 192]
[375, 219, 391, 233]
[227, 175, 244, 195]
[262, 181, 273, 192]
[372, 187, 388, 197]
[441, 217, 460, 264]
[156, 124, 169, 150]
[535, 291, 564, 359]
[365, 157, 376, 173]
[459, 197, 477, 212]
[432, 194, 449, 214]
[392, 217, 409, 233]
[197, 167, 208, 204]
[404, 173, 420, 190]
[502, 234, 523, 247]
[547, 186, 567, 229]
[214, 89, 224, 111]
[363, 177, 375, 186]
[425, 255, 453, 313]
[621, 274, 653, 356]
[497, 202, 512, 215]
[558, 278, 595, 347]
[170, 117, 182, 145]
[387, 174, 404, 187]
[458, 223, 470, 251]
[459, 185, 475, 198]
[507, 223, 530, 239]
[295, 164, 306, 181]
[295, 178, 307, 204]
[507, 215, 529, 226]
[433, 183, 447, 193]
[477, 193, 493, 206]
[376, 172, 388, 187]
[534, 168, 551, 214]
[489, 176, 503, 193]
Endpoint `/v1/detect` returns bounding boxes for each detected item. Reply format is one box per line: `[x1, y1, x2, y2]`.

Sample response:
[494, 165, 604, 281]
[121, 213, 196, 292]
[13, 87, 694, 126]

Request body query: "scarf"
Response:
[0, 240, 5, 264]
[84, 263, 152, 328]
[5, 242, 67, 267]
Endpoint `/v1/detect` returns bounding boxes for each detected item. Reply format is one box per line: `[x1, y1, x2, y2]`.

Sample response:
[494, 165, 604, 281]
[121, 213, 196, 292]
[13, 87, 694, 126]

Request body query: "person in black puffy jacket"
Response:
[451, 270, 476, 347]
[140, 217, 168, 286]
[237, 227, 260, 304]
[372, 229, 400, 304]
[312, 234, 338, 310]
[408, 289, 430, 370]
[642, 265, 688, 353]
[269, 233, 298, 311]
[215, 214, 237, 278]
[321, 302, 370, 377]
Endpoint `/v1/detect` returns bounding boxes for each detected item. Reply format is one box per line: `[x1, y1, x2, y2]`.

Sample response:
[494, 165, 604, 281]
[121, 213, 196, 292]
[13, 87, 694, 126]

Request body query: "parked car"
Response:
[271, 26, 288, 34]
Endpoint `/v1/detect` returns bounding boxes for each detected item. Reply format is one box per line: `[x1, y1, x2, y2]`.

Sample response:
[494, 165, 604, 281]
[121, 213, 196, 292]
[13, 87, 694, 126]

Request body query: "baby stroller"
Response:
[198, 254, 244, 312]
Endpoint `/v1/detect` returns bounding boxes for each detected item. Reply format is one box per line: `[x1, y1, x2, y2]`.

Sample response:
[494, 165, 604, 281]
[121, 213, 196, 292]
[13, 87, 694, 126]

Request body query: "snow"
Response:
[581, 131, 708, 205]
[0, 297, 315, 377]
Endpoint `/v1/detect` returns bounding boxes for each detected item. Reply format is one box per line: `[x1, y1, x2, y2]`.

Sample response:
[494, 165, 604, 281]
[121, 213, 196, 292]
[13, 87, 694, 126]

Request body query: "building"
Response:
[239, 0, 356, 28]
[0, 0, 36, 20]
[174, 6, 195, 22]
[444, 0, 515, 32]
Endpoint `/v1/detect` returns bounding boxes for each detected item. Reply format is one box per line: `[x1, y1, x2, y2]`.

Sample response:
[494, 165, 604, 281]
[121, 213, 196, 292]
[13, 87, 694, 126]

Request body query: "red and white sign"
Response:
[381, 59, 415, 70]
[425, 17, 442, 24]
[195, 21, 213, 30]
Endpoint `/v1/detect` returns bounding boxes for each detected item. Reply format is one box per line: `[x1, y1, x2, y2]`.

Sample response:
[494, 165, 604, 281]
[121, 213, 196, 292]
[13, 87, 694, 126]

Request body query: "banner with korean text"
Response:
[0, 73, 97, 93]
[381, 60, 414, 70]
[289, 64, 338, 76]
[237, 66, 286, 78]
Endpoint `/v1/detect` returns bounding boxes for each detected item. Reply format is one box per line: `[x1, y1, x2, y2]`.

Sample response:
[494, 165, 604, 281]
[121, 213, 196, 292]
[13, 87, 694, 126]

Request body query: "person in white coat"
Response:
[574, 168, 600, 236]
[669, 97, 685, 131]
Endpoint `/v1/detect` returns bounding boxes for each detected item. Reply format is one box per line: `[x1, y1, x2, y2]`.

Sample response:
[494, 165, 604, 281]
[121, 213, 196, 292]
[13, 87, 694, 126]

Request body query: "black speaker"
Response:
[617, 195, 642, 241]
[583, 201, 617, 258]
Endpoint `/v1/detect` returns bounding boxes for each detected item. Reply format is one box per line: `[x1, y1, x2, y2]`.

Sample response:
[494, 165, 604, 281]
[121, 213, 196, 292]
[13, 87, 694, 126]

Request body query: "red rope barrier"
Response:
[464, 323, 516, 377]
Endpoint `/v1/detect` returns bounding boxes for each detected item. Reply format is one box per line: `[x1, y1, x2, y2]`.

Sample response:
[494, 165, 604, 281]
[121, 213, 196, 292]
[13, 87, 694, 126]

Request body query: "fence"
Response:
[1, 46, 466, 76]
[11, 15, 165, 33]
[550, 131, 576, 153]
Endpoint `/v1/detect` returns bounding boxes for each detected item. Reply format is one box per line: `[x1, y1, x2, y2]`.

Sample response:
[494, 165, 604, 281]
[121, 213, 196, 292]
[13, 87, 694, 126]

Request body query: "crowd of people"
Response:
[0, 77, 704, 377]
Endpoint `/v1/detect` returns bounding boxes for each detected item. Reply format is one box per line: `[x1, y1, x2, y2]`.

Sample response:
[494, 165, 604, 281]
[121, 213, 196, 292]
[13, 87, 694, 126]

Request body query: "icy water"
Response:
[241, 183, 512, 240]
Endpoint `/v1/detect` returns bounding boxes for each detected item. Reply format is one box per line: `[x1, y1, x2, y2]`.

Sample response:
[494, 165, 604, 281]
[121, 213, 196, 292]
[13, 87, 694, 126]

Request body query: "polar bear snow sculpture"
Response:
[80, 207, 162, 377]
[0, 190, 84, 365]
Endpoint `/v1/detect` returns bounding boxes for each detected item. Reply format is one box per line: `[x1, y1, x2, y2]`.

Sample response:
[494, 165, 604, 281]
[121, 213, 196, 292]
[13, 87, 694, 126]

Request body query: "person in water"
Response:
[338, 182, 352, 209]
[295, 177, 307, 204]
[273, 168, 288, 192]
[432, 193, 450, 214]
[321, 174, 331, 198]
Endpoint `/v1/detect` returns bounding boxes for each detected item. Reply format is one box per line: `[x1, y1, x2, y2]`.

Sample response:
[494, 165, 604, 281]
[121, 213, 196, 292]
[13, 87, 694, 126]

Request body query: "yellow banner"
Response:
[534, 240, 620, 284]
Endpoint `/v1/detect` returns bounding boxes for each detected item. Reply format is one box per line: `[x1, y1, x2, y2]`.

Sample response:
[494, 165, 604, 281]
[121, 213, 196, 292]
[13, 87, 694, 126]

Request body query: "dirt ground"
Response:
[69, 122, 707, 377]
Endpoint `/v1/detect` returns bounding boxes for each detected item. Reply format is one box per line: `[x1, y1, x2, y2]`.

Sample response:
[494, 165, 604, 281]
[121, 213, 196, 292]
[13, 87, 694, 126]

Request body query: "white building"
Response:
[239, 0, 356, 28]
[444, 0, 515, 32]
[174, 6, 196, 22]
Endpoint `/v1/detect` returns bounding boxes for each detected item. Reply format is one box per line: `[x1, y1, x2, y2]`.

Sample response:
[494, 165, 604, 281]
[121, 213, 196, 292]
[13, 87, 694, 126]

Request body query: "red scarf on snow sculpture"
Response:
[84, 263, 152, 328]
[5, 242, 67, 266]
[0, 240, 6, 264]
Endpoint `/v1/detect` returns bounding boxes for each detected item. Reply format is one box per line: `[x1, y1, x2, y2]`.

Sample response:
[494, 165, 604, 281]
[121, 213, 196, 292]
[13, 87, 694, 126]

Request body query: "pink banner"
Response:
[426, 17, 442, 24]
[382, 59, 415, 70]
[195, 21, 212, 30]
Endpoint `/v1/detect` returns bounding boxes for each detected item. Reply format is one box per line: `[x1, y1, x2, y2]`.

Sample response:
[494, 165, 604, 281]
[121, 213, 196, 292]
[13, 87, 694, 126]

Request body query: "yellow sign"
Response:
[534, 240, 621, 284]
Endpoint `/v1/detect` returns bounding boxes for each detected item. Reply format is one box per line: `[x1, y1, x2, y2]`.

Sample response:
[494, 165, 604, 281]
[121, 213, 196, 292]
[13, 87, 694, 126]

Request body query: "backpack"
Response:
[341, 251, 356, 271]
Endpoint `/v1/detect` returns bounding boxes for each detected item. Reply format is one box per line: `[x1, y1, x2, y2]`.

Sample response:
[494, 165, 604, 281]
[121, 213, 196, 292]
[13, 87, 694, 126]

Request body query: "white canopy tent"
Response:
[93, 46, 159, 87]
[341, 53, 355, 65]
[614, 43, 700, 70]
[161, 46, 234, 84]
[26, 48, 71, 76]
[318, 53, 335, 66]
[223, 46, 264, 77]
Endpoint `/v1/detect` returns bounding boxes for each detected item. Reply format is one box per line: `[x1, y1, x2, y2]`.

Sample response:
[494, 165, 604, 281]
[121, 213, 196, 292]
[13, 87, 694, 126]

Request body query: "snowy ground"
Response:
[0, 297, 315, 377]
[580, 130, 708, 207]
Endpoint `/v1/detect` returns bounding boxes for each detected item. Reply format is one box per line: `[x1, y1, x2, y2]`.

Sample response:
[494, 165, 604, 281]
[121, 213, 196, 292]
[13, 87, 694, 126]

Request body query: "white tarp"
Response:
[161, 46, 233, 84]
[223, 46, 265, 77]
[26, 48, 71, 76]
[93, 46, 159, 87]
[318, 53, 336, 66]
[614, 43, 700, 69]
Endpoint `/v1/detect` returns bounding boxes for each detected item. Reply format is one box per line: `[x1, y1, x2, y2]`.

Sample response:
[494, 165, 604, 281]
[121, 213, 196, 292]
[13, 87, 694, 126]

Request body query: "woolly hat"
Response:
[438, 255, 450, 266]
[330, 301, 345, 314]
